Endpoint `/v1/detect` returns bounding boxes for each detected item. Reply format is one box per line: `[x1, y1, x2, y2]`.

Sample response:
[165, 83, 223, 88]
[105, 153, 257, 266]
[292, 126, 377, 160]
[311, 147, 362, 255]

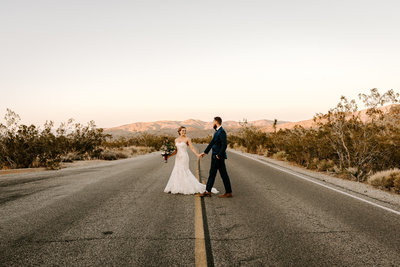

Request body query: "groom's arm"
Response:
[204, 135, 216, 154]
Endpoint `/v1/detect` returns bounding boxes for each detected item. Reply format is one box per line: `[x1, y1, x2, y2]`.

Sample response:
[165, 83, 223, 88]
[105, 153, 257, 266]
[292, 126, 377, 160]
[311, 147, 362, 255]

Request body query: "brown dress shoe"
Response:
[197, 191, 212, 197]
[218, 193, 233, 198]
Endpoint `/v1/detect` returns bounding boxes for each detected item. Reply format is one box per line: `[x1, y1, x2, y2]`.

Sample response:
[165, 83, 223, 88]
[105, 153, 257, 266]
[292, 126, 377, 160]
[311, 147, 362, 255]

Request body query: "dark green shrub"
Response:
[0, 109, 109, 169]
[101, 151, 118, 160]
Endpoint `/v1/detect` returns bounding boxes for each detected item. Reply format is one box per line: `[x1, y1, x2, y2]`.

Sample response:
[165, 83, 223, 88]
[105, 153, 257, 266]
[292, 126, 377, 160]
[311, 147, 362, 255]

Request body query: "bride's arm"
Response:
[167, 149, 177, 158]
[187, 138, 200, 157]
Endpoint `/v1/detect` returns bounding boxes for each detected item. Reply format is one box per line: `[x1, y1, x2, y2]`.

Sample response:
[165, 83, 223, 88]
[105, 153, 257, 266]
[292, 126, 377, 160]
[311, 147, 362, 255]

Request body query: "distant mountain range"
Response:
[105, 104, 398, 138]
[105, 119, 289, 138]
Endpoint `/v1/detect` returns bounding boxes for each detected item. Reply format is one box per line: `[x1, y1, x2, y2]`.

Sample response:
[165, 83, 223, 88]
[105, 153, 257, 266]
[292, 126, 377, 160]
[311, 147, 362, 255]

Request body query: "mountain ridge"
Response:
[105, 119, 288, 137]
[105, 104, 399, 138]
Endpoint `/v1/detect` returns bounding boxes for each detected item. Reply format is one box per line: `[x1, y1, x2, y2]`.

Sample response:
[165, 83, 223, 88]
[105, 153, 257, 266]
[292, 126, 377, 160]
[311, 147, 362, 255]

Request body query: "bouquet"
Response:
[161, 140, 175, 163]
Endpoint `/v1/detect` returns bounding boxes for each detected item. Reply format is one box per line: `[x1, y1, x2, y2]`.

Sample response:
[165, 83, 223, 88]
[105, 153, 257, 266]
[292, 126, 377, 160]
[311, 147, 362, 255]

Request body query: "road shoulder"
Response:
[0, 151, 159, 176]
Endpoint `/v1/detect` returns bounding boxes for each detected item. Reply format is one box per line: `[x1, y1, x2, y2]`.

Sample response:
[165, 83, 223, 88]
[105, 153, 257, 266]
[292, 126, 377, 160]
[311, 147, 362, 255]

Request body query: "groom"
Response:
[198, 116, 233, 198]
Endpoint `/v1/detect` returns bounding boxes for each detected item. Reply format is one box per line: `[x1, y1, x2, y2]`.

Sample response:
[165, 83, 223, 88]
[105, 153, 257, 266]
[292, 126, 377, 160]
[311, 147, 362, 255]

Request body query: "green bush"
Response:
[102, 134, 175, 151]
[0, 109, 109, 169]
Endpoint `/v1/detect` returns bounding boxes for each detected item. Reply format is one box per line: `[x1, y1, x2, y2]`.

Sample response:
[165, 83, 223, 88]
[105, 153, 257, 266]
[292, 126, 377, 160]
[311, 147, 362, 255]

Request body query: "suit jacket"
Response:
[204, 126, 228, 159]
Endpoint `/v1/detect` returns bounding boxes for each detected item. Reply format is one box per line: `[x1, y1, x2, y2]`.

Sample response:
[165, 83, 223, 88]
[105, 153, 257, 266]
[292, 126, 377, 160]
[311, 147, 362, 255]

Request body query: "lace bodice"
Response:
[175, 141, 189, 169]
[175, 141, 188, 151]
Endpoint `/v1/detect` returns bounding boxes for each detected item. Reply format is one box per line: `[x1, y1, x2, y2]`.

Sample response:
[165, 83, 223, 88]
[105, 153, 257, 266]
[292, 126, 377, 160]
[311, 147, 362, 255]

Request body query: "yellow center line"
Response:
[195, 158, 208, 267]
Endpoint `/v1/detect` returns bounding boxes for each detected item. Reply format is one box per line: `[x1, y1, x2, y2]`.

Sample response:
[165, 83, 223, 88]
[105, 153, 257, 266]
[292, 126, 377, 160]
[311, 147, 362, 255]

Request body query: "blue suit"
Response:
[203, 126, 232, 193]
[204, 126, 228, 159]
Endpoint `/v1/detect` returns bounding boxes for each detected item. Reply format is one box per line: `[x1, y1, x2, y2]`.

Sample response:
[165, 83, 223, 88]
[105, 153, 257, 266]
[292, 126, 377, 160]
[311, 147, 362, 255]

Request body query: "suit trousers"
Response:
[206, 155, 232, 193]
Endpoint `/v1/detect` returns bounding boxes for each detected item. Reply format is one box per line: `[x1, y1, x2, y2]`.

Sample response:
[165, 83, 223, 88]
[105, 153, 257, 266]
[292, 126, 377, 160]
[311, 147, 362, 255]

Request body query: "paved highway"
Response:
[1, 145, 399, 266]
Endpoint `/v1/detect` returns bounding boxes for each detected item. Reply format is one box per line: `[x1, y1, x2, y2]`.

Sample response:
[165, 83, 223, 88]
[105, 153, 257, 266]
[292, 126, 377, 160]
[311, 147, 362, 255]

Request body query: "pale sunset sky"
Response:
[1, 0, 399, 128]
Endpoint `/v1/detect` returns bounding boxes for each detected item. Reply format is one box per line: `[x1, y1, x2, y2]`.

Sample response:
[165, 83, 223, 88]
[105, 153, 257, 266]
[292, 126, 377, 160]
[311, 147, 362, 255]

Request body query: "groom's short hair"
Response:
[214, 116, 222, 125]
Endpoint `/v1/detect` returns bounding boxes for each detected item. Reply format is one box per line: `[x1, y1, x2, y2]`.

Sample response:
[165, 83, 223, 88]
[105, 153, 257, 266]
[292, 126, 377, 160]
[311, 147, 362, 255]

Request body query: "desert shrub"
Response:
[238, 122, 269, 154]
[115, 151, 128, 159]
[45, 159, 61, 170]
[100, 150, 118, 160]
[313, 89, 400, 181]
[60, 154, 74, 162]
[367, 169, 400, 191]
[230, 143, 246, 152]
[0, 109, 109, 169]
[272, 151, 288, 161]
[317, 159, 335, 172]
[393, 176, 400, 193]
[227, 134, 244, 148]
[308, 158, 320, 170]
[192, 135, 213, 144]
[137, 146, 155, 154]
[307, 158, 335, 171]
[256, 145, 268, 156]
[228, 88, 400, 184]
[226, 119, 272, 154]
[103, 133, 174, 151]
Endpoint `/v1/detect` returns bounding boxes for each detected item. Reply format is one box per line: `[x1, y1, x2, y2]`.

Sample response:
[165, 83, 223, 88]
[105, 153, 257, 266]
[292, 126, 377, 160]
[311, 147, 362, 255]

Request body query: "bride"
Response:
[164, 126, 219, 195]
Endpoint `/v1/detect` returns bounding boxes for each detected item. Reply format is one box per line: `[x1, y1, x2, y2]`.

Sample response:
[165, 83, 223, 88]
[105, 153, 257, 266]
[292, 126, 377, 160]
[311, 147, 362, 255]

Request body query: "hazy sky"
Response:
[1, 0, 399, 128]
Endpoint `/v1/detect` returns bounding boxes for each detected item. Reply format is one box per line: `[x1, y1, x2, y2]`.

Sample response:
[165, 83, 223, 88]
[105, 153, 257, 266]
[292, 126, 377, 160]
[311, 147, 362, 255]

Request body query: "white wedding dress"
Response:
[164, 141, 219, 194]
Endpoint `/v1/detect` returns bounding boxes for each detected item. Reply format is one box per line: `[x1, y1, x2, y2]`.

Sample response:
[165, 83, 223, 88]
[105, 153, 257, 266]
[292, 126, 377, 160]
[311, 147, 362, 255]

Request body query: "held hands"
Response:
[197, 152, 220, 159]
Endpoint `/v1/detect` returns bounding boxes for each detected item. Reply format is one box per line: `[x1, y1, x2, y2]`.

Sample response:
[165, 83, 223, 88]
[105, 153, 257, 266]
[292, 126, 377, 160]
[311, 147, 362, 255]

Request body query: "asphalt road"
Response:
[1, 145, 399, 266]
